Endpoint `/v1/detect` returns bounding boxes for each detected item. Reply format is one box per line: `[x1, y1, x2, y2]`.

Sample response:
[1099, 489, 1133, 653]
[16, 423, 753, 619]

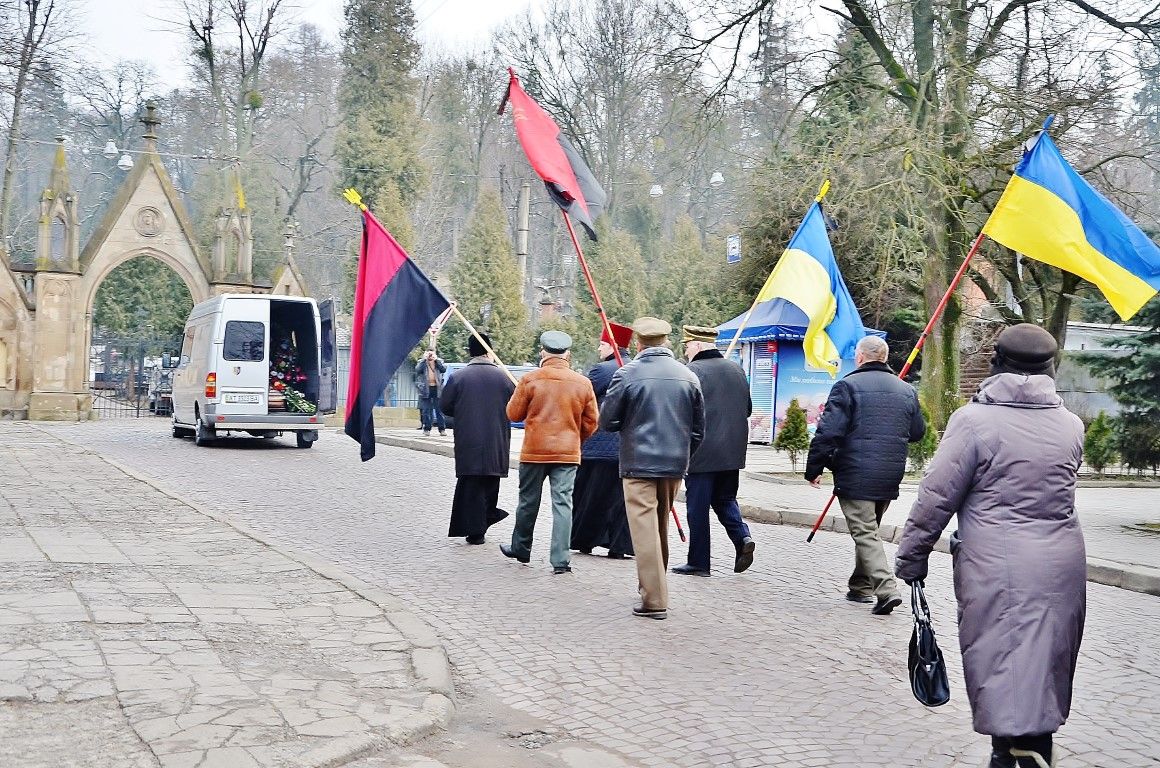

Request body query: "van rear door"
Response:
[318, 298, 338, 415]
[217, 300, 269, 416]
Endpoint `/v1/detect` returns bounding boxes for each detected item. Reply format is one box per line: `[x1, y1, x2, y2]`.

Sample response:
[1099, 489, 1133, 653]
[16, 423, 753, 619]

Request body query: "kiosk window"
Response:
[223, 321, 265, 361]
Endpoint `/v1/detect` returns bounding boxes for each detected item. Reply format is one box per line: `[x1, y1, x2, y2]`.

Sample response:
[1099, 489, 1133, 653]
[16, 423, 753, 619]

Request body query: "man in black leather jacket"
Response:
[600, 317, 704, 620]
[805, 335, 925, 616]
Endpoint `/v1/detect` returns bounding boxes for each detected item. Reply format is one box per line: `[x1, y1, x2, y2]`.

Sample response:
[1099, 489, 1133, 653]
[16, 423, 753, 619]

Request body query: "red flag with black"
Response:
[345, 208, 450, 461]
[499, 70, 607, 240]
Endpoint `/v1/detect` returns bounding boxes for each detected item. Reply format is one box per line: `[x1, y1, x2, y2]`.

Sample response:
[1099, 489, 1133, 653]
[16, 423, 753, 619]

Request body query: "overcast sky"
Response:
[79, 0, 540, 88]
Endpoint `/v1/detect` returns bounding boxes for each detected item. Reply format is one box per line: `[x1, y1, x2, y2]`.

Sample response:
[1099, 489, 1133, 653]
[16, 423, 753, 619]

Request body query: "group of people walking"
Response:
[434, 317, 1085, 768]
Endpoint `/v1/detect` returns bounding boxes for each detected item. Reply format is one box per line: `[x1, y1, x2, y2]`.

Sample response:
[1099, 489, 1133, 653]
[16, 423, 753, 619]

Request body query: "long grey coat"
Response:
[894, 373, 1086, 737]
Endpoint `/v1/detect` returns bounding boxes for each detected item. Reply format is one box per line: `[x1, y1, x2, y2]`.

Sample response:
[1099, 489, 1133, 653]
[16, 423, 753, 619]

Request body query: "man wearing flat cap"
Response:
[501, 330, 599, 574]
[441, 332, 515, 545]
[896, 324, 1084, 768]
[673, 325, 755, 577]
[571, 321, 635, 559]
[600, 317, 704, 620]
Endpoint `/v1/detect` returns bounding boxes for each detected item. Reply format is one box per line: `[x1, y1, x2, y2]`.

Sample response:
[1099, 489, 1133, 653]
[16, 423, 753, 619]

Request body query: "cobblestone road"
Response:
[49, 421, 1160, 768]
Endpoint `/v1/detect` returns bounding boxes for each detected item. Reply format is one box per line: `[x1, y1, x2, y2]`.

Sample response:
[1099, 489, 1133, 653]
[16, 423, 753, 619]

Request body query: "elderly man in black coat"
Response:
[805, 335, 925, 615]
[672, 325, 755, 577]
[440, 333, 515, 545]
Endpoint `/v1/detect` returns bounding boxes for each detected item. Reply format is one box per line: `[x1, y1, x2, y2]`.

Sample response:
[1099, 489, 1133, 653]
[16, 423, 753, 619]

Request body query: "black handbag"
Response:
[908, 581, 951, 707]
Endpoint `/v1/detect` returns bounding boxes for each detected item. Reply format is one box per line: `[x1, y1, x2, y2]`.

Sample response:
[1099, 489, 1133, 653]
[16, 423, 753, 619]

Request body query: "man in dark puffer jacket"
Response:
[805, 335, 925, 616]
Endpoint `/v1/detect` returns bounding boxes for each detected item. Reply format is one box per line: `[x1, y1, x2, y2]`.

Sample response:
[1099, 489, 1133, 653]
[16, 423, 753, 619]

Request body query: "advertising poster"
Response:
[773, 344, 855, 437]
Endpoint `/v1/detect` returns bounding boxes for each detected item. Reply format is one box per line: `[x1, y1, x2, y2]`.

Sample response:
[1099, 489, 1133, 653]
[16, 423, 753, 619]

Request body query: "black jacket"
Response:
[804, 361, 925, 500]
[599, 347, 704, 478]
[687, 350, 751, 474]
[439, 359, 515, 477]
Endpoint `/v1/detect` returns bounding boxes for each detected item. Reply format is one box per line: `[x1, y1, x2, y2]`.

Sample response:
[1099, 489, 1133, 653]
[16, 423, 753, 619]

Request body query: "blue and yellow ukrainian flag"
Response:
[753, 201, 865, 376]
[983, 132, 1160, 320]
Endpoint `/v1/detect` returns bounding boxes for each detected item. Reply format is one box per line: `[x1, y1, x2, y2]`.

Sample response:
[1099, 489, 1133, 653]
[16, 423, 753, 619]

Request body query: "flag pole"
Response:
[806, 230, 986, 542]
[448, 304, 518, 385]
[561, 211, 624, 367]
[725, 180, 831, 358]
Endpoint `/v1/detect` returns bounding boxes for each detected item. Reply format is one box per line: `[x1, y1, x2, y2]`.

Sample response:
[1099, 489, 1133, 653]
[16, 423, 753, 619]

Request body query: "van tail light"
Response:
[205, 372, 217, 398]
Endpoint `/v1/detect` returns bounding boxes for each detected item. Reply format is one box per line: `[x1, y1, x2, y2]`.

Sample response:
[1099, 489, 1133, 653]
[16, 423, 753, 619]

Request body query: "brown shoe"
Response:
[632, 605, 667, 620]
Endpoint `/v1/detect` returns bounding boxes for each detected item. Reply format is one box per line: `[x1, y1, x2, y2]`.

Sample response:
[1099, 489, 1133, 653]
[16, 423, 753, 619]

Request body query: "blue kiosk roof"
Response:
[716, 298, 885, 343]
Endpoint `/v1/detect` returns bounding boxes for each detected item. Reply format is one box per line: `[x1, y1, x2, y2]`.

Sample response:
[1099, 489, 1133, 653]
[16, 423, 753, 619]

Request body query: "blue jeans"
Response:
[683, 470, 751, 570]
[419, 393, 445, 431]
[510, 463, 577, 569]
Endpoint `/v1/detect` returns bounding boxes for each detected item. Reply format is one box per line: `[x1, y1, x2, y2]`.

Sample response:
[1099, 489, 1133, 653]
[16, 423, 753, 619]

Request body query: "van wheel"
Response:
[296, 432, 315, 449]
[195, 420, 216, 447]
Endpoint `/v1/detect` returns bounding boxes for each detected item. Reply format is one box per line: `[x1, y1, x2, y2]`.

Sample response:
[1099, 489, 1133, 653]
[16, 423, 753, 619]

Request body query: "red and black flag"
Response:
[345, 208, 450, 461]
[500, 70, 606, 240]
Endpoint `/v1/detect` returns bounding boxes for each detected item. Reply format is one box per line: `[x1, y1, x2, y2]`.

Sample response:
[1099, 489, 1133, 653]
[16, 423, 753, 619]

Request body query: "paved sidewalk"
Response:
[0, 423, 452, 768]
[380, 428, 1160, 594]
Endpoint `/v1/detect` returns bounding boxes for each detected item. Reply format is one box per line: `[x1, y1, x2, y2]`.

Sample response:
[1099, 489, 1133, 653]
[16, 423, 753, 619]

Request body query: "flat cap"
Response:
[539, 330, 572, 354]
[632, 316, 671, 340]
[992, 323, 1057, 377]
[682, 325, 719, 344]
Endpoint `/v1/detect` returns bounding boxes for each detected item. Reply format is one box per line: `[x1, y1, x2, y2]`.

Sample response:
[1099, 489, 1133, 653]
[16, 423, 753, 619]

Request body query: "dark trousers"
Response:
[419, 393, 445, 431]
[991, 734, 1053, 766]
[683, 470, 751, 571]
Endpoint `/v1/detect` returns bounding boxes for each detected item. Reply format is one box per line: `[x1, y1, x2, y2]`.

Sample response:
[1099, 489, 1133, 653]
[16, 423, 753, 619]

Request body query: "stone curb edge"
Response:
[39, 427, 456, 767]
[377, 433, 1160, 599]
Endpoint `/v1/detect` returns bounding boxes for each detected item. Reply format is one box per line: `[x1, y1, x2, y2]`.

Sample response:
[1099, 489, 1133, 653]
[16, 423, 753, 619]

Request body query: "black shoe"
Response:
[632, 605, 667, 620]
[423, 430, 431, 436]
[438, 428, 446, 435]
[988, 752, 1017, 768]
[671, 564, 710, 577]
[845, 591, 875, 604]
[607, 551, 626, 559]
[553, 566, 571, 574]
[577, 547, 593, 555]
[499, 544, 529, 564]
[465, 535, 485, 545]
[872, 595, 903, 615]
[734, 536, 755, 573]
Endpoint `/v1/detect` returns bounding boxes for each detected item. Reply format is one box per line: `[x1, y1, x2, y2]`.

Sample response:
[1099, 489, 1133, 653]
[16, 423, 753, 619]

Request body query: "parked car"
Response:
[171, 294, 338, 448]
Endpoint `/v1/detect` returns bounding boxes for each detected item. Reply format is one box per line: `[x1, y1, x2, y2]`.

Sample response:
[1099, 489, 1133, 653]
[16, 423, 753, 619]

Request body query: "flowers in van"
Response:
[269, 336, 315, 413]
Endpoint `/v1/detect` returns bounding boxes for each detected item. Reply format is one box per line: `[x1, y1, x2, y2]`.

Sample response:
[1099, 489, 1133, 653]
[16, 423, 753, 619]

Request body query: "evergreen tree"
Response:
[774, 398, 811, 471]
[1083, 412, 1117, 477]
[573, 225, 648, 350]
[907, 402, 939, 474]
[438, 188, 530, 364]
[651, 216, 731, 338]
[336, 0, 425, 251]
[92, 257, 194, 346]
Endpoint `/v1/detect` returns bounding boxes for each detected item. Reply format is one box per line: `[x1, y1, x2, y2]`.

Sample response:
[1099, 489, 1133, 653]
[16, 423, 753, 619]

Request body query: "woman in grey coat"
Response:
[895, 324, 1086, 768]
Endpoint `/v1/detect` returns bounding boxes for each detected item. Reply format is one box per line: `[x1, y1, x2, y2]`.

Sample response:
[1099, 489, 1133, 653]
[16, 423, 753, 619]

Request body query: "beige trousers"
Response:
[622, 477, 682, 611]
[838, 497, 899, 601]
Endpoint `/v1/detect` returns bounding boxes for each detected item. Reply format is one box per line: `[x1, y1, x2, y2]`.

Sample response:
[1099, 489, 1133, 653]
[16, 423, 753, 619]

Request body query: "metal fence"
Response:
[89, 332, 181, 419]
[334, 347, 421, 413]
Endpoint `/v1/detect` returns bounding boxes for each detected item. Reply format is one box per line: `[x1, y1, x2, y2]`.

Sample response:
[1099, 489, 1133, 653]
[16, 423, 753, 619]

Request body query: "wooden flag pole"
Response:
[725, 180, 831, 358]
[561, 211, 624, 367]
[806, 230, 986, 542]
[448, 304, 518, 386]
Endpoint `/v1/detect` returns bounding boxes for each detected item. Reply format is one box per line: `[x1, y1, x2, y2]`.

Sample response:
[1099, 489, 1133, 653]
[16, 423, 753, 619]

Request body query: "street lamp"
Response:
[117, 153, 134, 171]
[709, 171, 725, 189]
[102, 140, 118, 159]
[648, 184, 664, 198]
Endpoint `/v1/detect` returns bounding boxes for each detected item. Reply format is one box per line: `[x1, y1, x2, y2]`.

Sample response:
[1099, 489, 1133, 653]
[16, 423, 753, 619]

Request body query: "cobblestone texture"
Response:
[0, 423, 449, 768]
[49, 421, 1160, 768]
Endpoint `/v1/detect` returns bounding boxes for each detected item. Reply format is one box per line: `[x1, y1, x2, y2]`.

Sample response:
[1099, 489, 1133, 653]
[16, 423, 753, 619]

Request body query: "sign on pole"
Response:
[726, 233, 741, 264]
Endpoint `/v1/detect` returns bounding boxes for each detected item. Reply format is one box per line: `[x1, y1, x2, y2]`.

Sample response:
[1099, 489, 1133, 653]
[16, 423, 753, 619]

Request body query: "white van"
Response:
[171, 294, 338, 448]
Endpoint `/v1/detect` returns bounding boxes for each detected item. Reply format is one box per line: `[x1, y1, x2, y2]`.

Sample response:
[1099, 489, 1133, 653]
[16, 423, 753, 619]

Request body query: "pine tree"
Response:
[438, 188, 530, 364]
[573, 225, 648, 349]
[336, 0, 424, 252]
[651, 216, 728, 338]
[907, 403, 939, 474]
[774, 398, 811, 471]
[1083, 412, 1117, 477]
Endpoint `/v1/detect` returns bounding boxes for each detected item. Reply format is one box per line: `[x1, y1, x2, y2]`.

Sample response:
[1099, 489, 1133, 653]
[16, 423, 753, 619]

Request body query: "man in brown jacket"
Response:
[501, 331, 599, 574]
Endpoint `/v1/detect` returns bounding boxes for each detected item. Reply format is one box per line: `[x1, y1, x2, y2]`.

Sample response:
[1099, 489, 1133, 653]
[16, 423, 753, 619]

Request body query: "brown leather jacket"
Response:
[506, 357, 598, 464]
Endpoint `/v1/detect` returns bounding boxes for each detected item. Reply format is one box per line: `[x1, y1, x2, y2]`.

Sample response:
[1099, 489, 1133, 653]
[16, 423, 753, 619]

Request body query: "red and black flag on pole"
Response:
[499, 69, 606, 240]
[345, 204, 450, 461]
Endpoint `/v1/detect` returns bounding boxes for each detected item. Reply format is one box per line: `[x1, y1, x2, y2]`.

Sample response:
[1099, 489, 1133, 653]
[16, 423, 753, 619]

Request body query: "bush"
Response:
[1083, 411, 1117, 477]
[1117, 414, 1160, 476]
[908, 402, 939, 473]
[775, 398, 811, 472]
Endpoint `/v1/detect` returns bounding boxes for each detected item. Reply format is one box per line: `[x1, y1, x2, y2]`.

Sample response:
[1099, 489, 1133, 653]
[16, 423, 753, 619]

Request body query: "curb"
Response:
[380, 433, 1160, 599]
[39, 427, 457, 763]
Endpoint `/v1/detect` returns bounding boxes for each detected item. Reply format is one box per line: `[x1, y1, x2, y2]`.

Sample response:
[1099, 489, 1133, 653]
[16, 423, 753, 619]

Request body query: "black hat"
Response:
[991, 323, 1057, 378]
[468, 332, 492, 358]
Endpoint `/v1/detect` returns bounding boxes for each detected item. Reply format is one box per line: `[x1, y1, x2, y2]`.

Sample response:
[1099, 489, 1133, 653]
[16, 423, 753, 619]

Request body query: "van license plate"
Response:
[224, 393, 261, 404]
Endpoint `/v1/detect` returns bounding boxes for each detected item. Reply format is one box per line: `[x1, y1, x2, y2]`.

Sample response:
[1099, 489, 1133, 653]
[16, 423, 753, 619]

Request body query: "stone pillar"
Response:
[29, 272, 90, 420]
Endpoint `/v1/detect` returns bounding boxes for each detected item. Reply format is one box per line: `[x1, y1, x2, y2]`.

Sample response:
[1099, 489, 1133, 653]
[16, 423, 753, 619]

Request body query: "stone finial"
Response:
[48, 134, 71, 195]
[141, 100, 161, 150]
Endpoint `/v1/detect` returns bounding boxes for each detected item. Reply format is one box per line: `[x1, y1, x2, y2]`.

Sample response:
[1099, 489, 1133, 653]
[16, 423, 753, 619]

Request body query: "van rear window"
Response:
[223, 321, 265, 361]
